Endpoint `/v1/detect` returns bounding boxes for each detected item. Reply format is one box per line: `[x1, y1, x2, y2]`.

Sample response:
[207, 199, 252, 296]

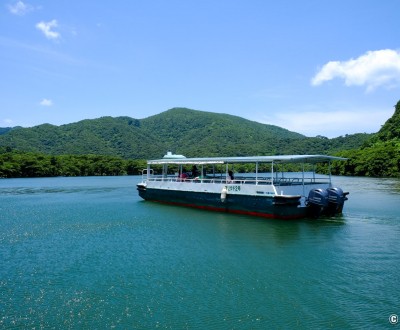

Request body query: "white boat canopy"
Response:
[147, 155, 347, 165]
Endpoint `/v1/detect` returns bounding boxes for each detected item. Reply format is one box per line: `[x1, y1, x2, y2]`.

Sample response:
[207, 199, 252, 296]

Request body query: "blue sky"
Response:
[1, 0, 400, 137]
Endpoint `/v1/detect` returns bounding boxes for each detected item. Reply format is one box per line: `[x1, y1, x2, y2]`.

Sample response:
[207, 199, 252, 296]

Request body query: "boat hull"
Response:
[137, 185, 307, 220]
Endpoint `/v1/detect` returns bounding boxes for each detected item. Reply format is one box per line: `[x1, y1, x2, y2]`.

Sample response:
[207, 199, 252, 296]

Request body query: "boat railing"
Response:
[274, 177, 330, 186]
[141, 169, 153, 182]
[144, 174, 330, 186]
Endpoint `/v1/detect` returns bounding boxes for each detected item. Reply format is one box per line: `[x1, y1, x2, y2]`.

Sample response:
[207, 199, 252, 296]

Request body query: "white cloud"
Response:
[311, 49, 400, 91]
[260, 107, 393, 138]
[36, 20, 60, 40]
[7, 1, 33, 15]
[2, 118, 14, 125]
[40, 98, 53, 106]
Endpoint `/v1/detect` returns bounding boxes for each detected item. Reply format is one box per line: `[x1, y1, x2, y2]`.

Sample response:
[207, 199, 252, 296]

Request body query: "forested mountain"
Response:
[333, 100, 400, 177]
[0, 117, 163, 159]
[0, 107, 370, 159]
[0, 127, 15, 135]
[368, 101, 400, 143]
[3, 103, 400, 178]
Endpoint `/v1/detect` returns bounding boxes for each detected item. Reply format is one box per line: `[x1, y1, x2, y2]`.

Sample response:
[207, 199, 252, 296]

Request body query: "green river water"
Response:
[0, 175, 399, 329]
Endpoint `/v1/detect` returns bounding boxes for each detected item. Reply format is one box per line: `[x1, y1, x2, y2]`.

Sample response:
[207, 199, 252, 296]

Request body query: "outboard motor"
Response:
[307, 188, 329, 218]
[326, 187, 349, 215]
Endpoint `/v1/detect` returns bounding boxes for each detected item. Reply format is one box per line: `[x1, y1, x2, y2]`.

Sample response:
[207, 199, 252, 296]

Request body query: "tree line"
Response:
[0, 151, 147, 178]
[1, 147, 400, 178]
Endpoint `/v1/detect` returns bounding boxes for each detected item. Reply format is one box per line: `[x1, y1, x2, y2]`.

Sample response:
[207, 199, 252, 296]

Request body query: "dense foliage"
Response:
[331, 100, 400, 177]
[0, 151, 146, 178]
[332, 141, 400, 177]
[0, 127, 14, 135]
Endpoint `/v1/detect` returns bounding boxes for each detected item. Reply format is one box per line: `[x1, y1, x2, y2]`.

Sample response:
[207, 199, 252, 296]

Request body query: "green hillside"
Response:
[1, 106, 382, 178]
[140, 108, 305, 156]
[333, 100, 400, 177]
[0, 117, 164, 159]
[0, 107, 369, 159]
[0, 127, 15, 135]
[369, 101, 400, 143]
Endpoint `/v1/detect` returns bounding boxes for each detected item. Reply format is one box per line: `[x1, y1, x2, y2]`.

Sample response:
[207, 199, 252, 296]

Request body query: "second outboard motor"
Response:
[326, 187, 349, 215]
[307, 188, 329, 218]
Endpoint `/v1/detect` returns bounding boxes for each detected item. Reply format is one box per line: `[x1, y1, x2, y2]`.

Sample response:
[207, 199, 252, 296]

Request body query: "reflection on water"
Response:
[0, 175, 399, 329]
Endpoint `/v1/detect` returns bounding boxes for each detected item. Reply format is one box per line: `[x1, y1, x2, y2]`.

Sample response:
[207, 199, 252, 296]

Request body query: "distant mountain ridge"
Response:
[0, 107, 371, 159]
[0, 127, 15, 135]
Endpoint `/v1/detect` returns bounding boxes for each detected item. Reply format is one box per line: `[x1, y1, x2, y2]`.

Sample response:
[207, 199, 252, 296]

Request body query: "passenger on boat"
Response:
[227, 170, 234, 183]
[191, 165, 199, 178]
[178, 170, 188, 181]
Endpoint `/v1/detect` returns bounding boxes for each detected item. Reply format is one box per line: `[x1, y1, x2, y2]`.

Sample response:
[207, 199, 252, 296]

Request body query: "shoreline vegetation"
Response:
[0, 152, 146, 178]
[1, 101, 399, 179]
[0, 147, 399, 178]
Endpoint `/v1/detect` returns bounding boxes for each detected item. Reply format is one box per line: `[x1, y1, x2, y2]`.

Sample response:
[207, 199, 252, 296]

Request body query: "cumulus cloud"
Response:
[2, 118, 14, 125]
[36, 20, 60, 40]
[40, 98, 53, 106]
[311, 49, 400, 91]
[7, 1, 33, 15]
[265, 107, 393, 138]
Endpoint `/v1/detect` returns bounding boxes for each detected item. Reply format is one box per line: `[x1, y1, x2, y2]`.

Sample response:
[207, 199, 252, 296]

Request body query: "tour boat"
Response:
[137, 152, 349, 219]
